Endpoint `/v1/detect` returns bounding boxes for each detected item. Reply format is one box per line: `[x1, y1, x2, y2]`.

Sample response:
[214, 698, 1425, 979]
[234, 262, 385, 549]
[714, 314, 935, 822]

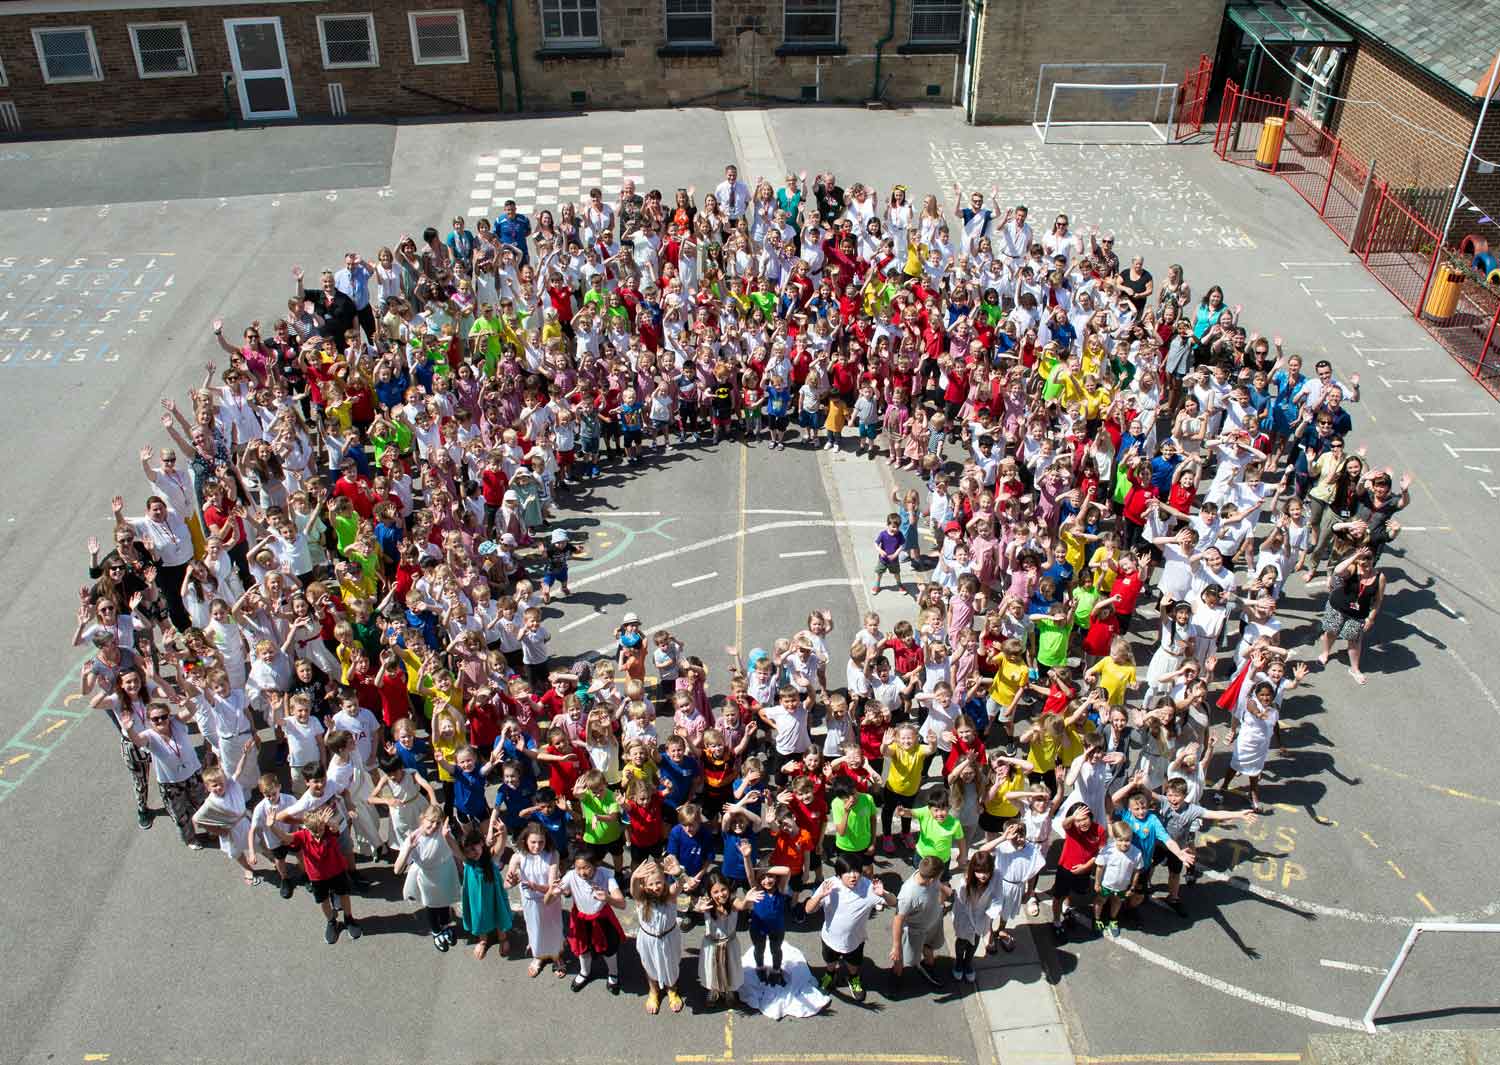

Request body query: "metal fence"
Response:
[1360, 181, 1442, 315]
[1172, 54, 1212, 142]
[1214, 79, 1291, 169]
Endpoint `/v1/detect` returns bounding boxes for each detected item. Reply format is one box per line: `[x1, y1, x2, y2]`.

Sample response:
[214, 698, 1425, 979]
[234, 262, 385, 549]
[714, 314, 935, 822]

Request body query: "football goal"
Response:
[1031, 63, 1176, 144]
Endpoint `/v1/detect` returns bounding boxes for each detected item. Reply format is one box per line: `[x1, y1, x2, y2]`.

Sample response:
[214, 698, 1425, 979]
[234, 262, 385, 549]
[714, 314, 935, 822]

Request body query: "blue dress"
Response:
[461, 858, 515, 936]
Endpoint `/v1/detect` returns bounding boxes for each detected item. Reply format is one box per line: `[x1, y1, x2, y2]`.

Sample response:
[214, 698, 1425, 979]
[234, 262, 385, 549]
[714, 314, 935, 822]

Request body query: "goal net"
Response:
[1031, 63, 1175, 144]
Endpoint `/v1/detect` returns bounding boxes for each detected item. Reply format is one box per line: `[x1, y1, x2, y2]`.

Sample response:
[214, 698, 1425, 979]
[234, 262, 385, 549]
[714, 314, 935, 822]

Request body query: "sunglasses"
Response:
[149, 715, 170, 724]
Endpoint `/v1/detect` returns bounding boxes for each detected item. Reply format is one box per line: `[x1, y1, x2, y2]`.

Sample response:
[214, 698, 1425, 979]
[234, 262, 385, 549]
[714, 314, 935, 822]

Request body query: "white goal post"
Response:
[1033, 81, 1179, 144]
[1362, 922, 1500, 1033]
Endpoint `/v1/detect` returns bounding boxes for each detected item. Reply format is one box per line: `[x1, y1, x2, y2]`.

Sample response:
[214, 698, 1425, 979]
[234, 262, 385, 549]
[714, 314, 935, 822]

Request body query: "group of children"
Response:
[76, 160, 1410, 1015]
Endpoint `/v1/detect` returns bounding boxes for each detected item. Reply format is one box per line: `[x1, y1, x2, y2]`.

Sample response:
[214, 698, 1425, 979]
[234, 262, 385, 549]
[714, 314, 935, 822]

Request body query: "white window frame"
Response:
[0, 54, 8, 89]
[908, 0, 962, 45]
[127, 21, 196, 79]
[782, 0, 838, 45]
[540, 0, 602, 48]
[32, 25, 102, 84]
[407, 9, 468, 65]
[663, 0, 713, 45]
[316, 13, 379, 69]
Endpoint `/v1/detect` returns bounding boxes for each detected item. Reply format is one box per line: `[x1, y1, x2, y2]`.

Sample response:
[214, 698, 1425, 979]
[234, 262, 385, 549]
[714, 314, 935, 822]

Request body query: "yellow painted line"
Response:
[749, 1058, 964, 1064]
[675, 1057, 714, 1063]
[36, 720, 69, 739]
[734, 444, 747, 650]
[63, 692, 84, 706]
[1359, 832, 1379, 849]
[1415, 892, 1437, 914]
[1386, 861, 1406, 880]
[1361, 760, 1500, 808]
[84, 1057, 110, 1063]
[3, 753, 31, 767]
[1079, 1056, 1301, 1064]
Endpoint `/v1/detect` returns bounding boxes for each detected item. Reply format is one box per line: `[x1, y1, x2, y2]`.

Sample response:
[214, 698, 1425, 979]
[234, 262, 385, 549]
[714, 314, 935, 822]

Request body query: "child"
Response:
[190, 766, 258, 886]
[248, 771, 298, 898]
[807, 856, 896, 1001]
[574, 769, 626, 873]
[666, 803, 712, 926]
[506, 821, 566, 977]
[520, 607, 553, 691]
[624, 776, 667, 868]
[895, 787, 968, 876]
[746, 855, 795, 986]
[616, 611, 646, 685]
[697, 871, 748, 1005]
[393, 807, 464, 952]
[879, 724, 930, 854]
[890, 856, 951, 990]
[450, 820, 514, 959]
[828, 776, 878, 875]
[951, 850, 999, 981]
[658, 735, 701, 820]
[631, 859, 687, 1013]
[560, 853, 628, 993]
[272, 805, 363, 945]
[872, 513, 906, 597]
[1094, 819, 1144, 937]
[981, 819, 1047, 954]
[369, 751, 439, 845]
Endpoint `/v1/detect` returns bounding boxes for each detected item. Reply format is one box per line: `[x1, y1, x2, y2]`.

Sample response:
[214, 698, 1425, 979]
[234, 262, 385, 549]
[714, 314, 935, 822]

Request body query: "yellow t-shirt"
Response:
[988, 656, 1030, 708]
[1028, 727, 1083, 775]
[885, 742, 931, 797]
[1095, 657, 1137, 706]
[1059, 527, 1087, 573]
[983, 767, 1028, 818]
[1088, 546, 1118, 591]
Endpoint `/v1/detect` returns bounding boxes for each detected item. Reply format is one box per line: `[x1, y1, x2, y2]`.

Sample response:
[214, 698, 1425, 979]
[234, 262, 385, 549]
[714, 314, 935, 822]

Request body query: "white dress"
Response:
[207, 618, 249, 690]
[1145, 622, 1191, 693]
[700, 909, 744, 993]
[992, 841, 1046, 921]
[1231, 698, 1278, 777]
[634, 899, 683, 985]
[951, 876, 1002, 944]
[384, 772, 426, 843]
[519, 851, 565, 959]
[739, 943, 831, 1019]
[402, 832, 462, 908]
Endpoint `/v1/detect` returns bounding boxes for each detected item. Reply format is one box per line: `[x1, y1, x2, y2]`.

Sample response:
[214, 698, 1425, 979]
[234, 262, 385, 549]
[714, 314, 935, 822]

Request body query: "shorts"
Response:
[267, 843, 291, 860]
[651, 417, 671, 434]
[542, 567, 568, 587]
[557, 449, 575, 469]
[1099, 885, 1130, 900]
[798, 410, 822, 430]
[1149, 848, 1184, 876]
[858, 422, 879, 440]
[977, 810, 1010, 834]
[1052, 866, 1094, 899]
[875, 558, 901, 576]
[622, 429, 643, 446]
[769, 414, 789, 431]
[310, 870, 353, 903]
[821, 940, 866, 966]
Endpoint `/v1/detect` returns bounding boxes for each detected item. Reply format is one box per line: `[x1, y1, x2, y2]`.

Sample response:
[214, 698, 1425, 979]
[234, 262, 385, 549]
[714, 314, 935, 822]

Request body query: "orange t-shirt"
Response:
[771, 827, 815, 875]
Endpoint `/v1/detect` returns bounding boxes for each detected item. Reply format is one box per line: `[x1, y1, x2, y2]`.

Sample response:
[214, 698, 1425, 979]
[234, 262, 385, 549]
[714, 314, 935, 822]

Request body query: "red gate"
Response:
[1172, 53, 1212, 142]
[1214, 79, 1291, 169]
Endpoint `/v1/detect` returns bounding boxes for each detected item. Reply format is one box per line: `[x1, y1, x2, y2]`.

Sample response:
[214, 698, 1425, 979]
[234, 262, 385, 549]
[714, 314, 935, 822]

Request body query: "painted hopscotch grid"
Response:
[0, 253, 177, 367]
[467, 145, 645, 219]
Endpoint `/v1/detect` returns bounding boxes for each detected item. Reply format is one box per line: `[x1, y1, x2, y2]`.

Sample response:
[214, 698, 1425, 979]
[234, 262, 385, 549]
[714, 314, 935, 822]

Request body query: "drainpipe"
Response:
[503, 0, 525, 111]
[871, 0, 895, 102]
[962, 0, 982, 123]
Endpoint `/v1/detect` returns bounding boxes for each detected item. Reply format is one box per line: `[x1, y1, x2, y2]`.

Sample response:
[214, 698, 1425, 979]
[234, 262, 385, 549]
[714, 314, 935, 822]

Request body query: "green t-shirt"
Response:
[832, 792, 877, 853]
[1072, 585, 1101, 627]
[1035, 615, 1074, 668]
[580, 790, 622, 845]
[331, 511, 360, 554]
[914, 806, 965, 861]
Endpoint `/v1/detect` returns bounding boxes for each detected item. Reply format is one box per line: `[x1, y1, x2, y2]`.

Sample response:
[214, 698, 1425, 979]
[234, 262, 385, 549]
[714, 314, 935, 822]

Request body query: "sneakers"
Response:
[433, 931, 451, 952]
[136, 809, 152, 829]
[279, 879, 295, 900]
[344, 919, 363, 940]
[819, 971, 837, 993]
[881, 836, 896, 855]
[963, 966, 977, 984]
[606, 974, 621, 994]
[324, 918, 341, 945]
[902, 832, 917, 849]
[1106, 921, 1120, 938]
[768, 968, 785, 986]
[848, 975, 866, 1002]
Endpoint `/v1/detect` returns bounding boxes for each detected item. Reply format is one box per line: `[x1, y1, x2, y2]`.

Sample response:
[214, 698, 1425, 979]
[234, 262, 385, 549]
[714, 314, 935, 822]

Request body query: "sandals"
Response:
[667, 988, 685, 1013]
[988, 933, 1015, 955]
[646, 989, 661, 1015]
[528, 959, 543, 978]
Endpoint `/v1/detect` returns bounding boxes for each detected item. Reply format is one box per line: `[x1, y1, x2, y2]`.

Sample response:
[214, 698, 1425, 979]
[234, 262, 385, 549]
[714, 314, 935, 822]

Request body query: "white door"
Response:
[960, 6, 977, 122]
[224, 18, 296, 120]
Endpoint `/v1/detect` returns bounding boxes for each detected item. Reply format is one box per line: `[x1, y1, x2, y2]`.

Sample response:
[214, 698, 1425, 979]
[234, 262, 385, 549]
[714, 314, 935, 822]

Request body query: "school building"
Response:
[0, 0, 1222, 134]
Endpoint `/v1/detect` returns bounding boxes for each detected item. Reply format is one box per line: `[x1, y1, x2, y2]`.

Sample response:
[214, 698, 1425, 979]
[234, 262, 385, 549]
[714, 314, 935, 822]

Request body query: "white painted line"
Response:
[582, 510, 662, 516]
[1413, 410, 1492, 417]
[671, 571, 719, 588]
[1110, 936, 1366, 1030]
[744, 508, 826, 516]
[541, 147, 562, 157]
[1434, 599, 1468, 624]
[477, 154, 499, 166]
[1319, 959, 1389, 976]
[1281, 260, 1361, 267]
[1419, 378, 1458, 384]
[499, 148, 523, 158]
[1327, 315, 1405, 321]
[1193, 868, 1406, 925]
[624, 144, 644, 152]
[473, 172, 495, 184]
[778, 550, 828, 559]
[1302, 287, 1378, 293]
[1348, 346, 1432, 352]
[466, 207, 489, 218]
[572, 519, 884, 591]
[469, 190, 491, 201]
[1444, 444, 1500, 456]
[1292, 274, 1315, 279]
[573, 577, 863, 645]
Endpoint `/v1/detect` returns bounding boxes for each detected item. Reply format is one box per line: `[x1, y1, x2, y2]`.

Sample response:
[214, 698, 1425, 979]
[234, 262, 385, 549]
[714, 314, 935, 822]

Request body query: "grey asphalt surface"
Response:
[1, 107, 1497, 1065]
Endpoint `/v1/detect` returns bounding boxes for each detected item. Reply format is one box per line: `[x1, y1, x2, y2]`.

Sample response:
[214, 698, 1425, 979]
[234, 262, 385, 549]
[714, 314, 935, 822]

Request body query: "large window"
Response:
[408, 10, 468, 64]
[128, 22, 195, 78]
[541, 0, 601, 46]
[665, 0, 712, 44]
[784, 0, 837, 45]
[32, 26, 101, 84]
[910, 0, 962, 45]
[318, 14, 379, 69]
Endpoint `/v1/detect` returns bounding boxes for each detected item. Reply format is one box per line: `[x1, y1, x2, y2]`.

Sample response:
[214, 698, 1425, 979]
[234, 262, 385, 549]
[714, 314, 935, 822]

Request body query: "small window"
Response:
[32, 26, 101, 84]
[665, 0, 712, 44]
[784, 0, 837, 44]
[541, 0, 601, 47]
[0, 54, 8, 89]
[408, 9, 468, 64]
[128, 22, 195, 78]
[909, 0, 962, 44]
[318, 13, 379, 69]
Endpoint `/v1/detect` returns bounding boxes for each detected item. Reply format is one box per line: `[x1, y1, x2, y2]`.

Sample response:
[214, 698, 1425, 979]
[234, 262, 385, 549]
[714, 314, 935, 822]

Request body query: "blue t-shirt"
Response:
[1150, 454, 1184, 495]
[666, 823, 708, 875]
[392, 737, 431, 773]
[721, 830, 757, 882]
[529, 807, 570, 856]
[1118, 808, 1170, 865]
[750, 889, 792, 935]
[451, 766, 492, 820]
[491, 736, 538, 791]
[659, 755, 699, 808]
[765, 386, 791, 418]
[493, 780, 535, 831]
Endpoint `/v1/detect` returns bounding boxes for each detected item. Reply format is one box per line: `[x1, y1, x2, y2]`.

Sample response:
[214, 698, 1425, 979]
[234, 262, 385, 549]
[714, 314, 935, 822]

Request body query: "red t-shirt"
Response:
[1058, 821, 1107, 873]
[771, 826, 815, 875]
[289, 827, 349, 881]
[543, 742, 586, 797]
[1113, 571, 1144, 616]
[377, 672, 411, 727]
[1082, 613, 1121, 658]
[625, 792, 665, 847]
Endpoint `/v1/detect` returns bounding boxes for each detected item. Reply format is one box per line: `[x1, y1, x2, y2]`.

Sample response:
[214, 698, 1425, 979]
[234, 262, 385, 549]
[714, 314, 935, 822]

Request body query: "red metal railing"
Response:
[1214, 80, 1291, 170]
[1360, 180, 1442, 315]
[1173, 54, 1212, 142]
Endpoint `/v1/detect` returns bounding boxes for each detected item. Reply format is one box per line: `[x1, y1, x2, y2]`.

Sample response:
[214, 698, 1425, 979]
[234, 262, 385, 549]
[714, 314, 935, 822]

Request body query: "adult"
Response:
[1318, 547, 1385, 685]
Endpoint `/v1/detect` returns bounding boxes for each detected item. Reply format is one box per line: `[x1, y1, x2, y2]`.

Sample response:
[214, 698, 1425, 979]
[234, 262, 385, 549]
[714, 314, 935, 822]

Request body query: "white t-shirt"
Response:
[282, 714, 325, 766]
[764, 703, 812, 756]
[562, 867, 618, 916]
[251, 792, 296, 851]
[1099, 842, 1143, 892]
[819, 876, 882, 952]
[332, 706, 380, 765]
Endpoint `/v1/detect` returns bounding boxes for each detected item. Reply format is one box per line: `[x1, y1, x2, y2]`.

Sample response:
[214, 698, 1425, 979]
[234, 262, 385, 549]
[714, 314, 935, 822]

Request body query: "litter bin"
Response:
[1423, 267, 1464, 320]
[1255, 116, 1285, 171]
